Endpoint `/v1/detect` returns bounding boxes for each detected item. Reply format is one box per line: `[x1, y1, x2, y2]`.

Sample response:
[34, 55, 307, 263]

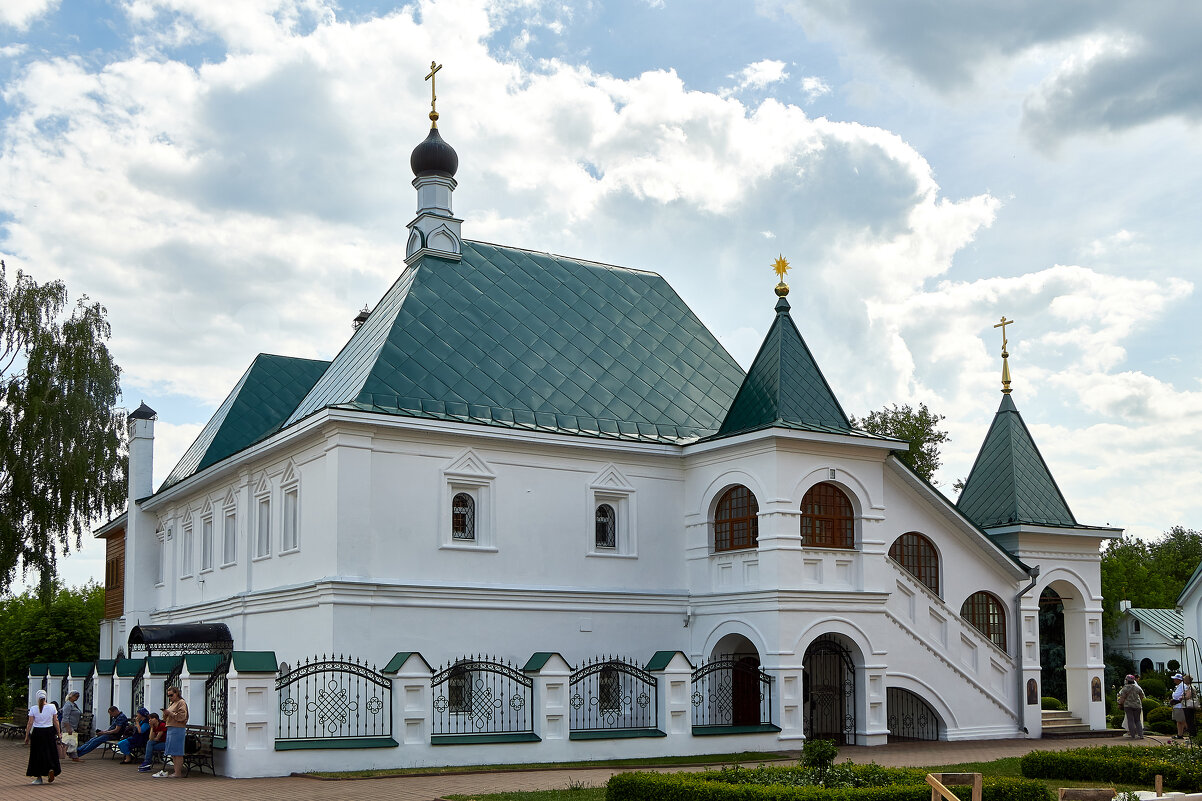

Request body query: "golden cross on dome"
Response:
[425, 61, 442, 125]
[993, 315, 1016, 394]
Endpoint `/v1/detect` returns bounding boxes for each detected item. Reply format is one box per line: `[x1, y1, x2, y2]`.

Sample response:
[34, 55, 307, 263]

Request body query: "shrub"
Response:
[1108, 713, 1124, 728]
[1041, 697, 1066, 710]
[1141, 677, 1167, 699]
[802, 739, 839, 771]
[606, 767, 1052, 801]
[1151, 720, 1178, 735]
[1148, 706, 1173, 724]
[1143, 698, 1161, 716]
[1021, 745, 1202, 792]
[1169, 660, 1181, 672]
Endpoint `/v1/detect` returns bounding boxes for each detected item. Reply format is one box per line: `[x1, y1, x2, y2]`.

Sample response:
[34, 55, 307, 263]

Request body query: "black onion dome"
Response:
[410, 126, 458, 178]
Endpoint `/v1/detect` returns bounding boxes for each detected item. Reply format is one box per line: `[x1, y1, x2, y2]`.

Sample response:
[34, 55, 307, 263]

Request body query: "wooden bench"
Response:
[177, 725, 215, 776]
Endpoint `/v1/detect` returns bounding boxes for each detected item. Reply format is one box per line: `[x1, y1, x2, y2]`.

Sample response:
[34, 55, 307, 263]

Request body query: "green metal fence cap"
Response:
[69, 662, 94, 677]
[231, 651, 278, 673]
[645, 651, 690, 672]
[145, 655, 184, 676]
[521, 652, 568, 673]
[95, 660, 116, 675]
[183, 653, 224, 675]
[28, 663, 48, 677]
[115, 658, 145, 678]
[382, 652, 430, 674]
[48, 662, 69, 676]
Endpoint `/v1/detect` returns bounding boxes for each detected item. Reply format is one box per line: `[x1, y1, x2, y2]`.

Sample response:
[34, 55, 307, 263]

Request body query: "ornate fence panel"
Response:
[132, 667, 145, 712]
[803, 635, 856, 745]
[204, 655, 231, 745]
[432, 656, 533, 737]
[690, 658, 773, 728]
[163, 661, 183, 709]
[886, 687, 940, 741]
[82, 674, 93, 714]
[275, 655, 392, 742]
[569, 656, 658, 733]
[59, 677, 68, 708]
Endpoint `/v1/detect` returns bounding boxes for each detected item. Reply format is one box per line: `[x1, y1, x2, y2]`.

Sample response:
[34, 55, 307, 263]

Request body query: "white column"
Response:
[771, 658, 805, 743]
[648, 651, 693, 742]
[526, 653, 572, 745]
[221, 653, 278, 779]
[859, 663, 890, 746]
[387, 653, 433, 747]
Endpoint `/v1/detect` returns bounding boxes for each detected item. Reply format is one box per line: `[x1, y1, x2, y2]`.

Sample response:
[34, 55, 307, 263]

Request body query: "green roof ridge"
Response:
[957, 394, 1077, 529]
[716, 296, 851, 438]
[162, 353, 330, 490]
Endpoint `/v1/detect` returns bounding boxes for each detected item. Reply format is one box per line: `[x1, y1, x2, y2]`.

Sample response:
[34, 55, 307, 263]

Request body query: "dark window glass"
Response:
[452, 493, 475, 540]
[889, 532, 939, 595]
[715, 485, 759, 552]
[595, 504, 616, 549]
[961, 591, 1006, 650]
[598, 665, 621, 712]
[800, 482, 854, 549]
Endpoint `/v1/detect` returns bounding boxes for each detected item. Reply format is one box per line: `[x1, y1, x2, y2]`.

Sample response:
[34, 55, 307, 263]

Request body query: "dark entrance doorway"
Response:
[886, 687, 941, 741]
[1039, 587, 1066, 703]
[803, 634, 856, 745]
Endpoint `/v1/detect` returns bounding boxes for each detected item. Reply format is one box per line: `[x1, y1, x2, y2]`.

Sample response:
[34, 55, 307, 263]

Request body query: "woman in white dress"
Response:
[24, 689, 62, 784]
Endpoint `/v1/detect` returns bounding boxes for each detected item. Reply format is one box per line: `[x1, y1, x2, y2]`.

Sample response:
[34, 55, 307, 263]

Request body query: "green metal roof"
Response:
[1128, 608, 1184, 640]
[231, 651, 277, 673]
[957, 394, 1077, 529]
[161, 353, 330, 490]
[183, 653, 225, 675]
[714, 296, 861, 439]
[28, 663, 47, 676]
[95, 659, 115, 675]
[48, 662, 69, 676]
[645, 650, 689, 671]
[145, 655, 183, 676]
[69, 662, 94, 677]
[285, 241, 746, 443]
[115, 658, 145, 678]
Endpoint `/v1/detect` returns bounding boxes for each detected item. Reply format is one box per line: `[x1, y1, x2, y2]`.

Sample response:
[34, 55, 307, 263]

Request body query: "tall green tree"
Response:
[0, 261, 126, 596]
[852, 402, 950, 484]
[1101, 527, 1202, 636]
[0, 581, 103, 715]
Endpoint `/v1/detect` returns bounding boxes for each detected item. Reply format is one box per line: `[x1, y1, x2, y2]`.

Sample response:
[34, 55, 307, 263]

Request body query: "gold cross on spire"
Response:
[993, 315, 1016, 395]
[773, 254, 790, 297]
[425, 61, 442, 126]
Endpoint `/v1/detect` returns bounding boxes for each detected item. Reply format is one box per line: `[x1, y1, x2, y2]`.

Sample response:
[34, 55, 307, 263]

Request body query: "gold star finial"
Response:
[773, 254, 790, 297]
[425, 61, 442, 127]
[993, 315, 1016, 394]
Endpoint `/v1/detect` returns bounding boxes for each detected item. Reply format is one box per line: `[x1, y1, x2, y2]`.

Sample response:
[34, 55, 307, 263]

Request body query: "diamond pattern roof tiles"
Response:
[956, 393, 1077, 529]
[161, 353, 330, 490]
[714, 297, 855, 439]
[286, 241, 746, 443]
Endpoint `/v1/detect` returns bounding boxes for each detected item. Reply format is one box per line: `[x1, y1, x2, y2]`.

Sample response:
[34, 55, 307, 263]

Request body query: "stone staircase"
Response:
[1041, 709, 1123, 739]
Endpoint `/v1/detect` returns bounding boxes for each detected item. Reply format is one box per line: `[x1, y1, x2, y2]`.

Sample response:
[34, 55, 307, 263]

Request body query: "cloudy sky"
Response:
[2, 0, 1199, 589]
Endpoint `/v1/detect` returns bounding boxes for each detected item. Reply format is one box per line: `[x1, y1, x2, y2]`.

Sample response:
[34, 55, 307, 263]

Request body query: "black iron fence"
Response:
[132, 668, 145, 712]
[164, 660, 183, 709]
[569, 656, 657, 733]
[690, 658, 773, 728]
[276, 655, 392, 742]
[205, 655, 230, 745]
[82, 674, 93, 715]
[432, 656, 533, 737]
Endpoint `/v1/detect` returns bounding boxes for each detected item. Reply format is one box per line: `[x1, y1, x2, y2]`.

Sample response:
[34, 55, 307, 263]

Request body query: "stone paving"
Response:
[0, 733, 1163, 801]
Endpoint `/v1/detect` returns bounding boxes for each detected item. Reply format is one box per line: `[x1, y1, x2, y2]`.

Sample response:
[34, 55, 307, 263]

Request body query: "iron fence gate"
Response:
[204, 655, 230, 745]
[690, 658, 773, 728]
[276, 655, 392, 742]
[164, 660, 183, 709]
[803, 635, 856, 745]
[569, 656, 658, 733]
[82, 674, 93, 714]
[59, 676, 68, 708]
[132, 666, 145, 712]
[886, 687, 940, 741]
[432, 656, 533, 737]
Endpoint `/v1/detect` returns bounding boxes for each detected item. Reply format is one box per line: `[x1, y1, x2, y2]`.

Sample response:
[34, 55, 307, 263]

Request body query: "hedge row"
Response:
[1021, 746, 1202, 792]
[606, 769, 1052, 801]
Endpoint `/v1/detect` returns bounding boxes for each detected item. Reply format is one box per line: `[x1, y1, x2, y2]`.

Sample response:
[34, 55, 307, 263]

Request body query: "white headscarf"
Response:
[35, 689, 47, 700]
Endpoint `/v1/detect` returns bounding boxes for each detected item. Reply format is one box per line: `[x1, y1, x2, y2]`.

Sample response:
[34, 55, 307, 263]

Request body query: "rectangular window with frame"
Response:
[200, 518, 212, 571]
[282, 487, 298, 552]
[255, 496, 271, 558]
[155, 530, 166, 585]
[182, 524, 194, 577]
[223, 508, 237, 565]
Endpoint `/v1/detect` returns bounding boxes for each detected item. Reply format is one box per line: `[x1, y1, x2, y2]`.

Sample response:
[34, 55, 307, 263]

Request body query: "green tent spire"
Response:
[957, 393, 1077, 528]
[715, 294, 852, 438]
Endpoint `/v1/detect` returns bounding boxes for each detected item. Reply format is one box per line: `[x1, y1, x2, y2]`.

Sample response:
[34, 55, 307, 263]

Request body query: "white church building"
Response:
[48, 93, 1121, 776]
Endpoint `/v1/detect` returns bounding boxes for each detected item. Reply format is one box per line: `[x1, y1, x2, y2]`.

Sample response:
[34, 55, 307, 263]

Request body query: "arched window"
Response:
[715, 485, 758, 552]
[800, 482, 854, 549]
[961, 591, 1006, 650]
[595, 504, 616, 549]
[451, 492, 475, 541]
[889, 532, 939, 595]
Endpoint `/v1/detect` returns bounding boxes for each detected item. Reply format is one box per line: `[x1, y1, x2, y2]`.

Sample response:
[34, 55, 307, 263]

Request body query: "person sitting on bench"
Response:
[73, 706, 128, 760]
[138, 713, 167, 772]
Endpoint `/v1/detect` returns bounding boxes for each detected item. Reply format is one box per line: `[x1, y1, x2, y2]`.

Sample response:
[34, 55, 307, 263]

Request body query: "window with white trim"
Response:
[255, 492, 271, 559]
[441, 449, 496, 550]
[222, 505, 237, 566]
[282, 486, 299, 552]
[181, 523, 194, 578]
[587, 464, 636, 557]
[155, 528, 167, 586]
[200, 513, 213, 572]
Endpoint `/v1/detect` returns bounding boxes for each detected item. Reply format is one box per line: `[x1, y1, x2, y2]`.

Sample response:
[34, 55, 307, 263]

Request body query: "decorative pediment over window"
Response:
[589, 463, 635, 493]
[223, 487, 237, 508]
[253, 472, 270, 495]
[443, 448, 496, 481]
[281, 460, 298, 486]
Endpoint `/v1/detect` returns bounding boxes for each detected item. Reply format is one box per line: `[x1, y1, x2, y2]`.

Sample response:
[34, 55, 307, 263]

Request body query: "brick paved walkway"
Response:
[0, 733, 1154, 801]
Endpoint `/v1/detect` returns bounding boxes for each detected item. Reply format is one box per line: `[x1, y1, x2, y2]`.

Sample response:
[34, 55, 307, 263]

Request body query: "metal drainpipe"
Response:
[1015, 565, 1041, 733]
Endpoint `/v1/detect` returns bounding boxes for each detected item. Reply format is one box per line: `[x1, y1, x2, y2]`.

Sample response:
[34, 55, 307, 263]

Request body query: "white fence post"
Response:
[222, 651, 278, 779]
[647, 651, 693, 742]
[524, 652, 571, 749]
[383, 651, 432, 748]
